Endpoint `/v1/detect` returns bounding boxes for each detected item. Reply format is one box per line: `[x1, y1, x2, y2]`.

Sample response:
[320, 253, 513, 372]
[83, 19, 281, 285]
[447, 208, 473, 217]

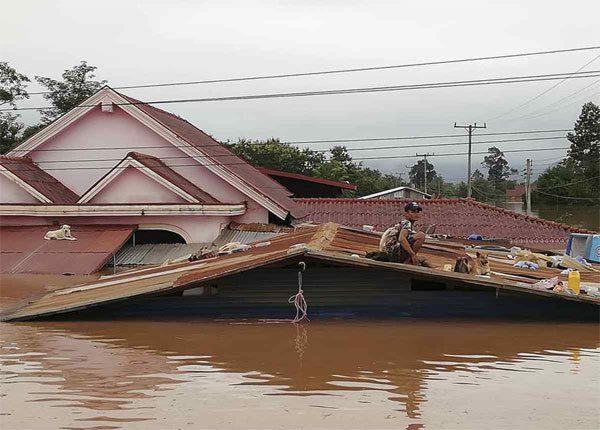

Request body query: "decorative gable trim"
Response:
[78, 157, 201, 204]
[9, 87, 289, 220]
[0, 166, 52, 203]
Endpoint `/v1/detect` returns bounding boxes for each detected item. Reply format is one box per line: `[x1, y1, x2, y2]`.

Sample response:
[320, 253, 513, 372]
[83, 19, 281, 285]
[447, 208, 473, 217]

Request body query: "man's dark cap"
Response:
[404, 202, 423, 212]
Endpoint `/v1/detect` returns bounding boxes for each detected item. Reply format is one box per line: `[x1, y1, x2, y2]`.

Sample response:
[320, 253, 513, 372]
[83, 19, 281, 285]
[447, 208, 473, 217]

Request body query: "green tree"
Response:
[408, 159, 437, 190]
[481, 146, 517, 190]
[0, 62, 30, 154]
[226, 138, 325, 174]
[567, 102, 600, 191]
[36, 61, 107, 124]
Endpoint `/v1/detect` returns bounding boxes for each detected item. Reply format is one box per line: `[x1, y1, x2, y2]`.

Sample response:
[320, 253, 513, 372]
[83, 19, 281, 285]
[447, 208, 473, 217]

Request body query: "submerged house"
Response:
[0, 87, 308, 272]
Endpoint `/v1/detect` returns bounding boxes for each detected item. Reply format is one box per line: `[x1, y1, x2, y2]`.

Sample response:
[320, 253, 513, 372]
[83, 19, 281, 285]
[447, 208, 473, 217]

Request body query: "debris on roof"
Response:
[1, 222, 597, 322]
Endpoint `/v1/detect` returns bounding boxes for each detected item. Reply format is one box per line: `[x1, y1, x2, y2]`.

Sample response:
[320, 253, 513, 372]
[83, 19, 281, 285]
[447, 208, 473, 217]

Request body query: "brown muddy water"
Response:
[1, 276, 599, 430]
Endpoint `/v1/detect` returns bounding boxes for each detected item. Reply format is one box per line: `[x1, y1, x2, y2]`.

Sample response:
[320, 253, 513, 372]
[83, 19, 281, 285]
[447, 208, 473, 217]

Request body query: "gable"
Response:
[0, 174, 42, 204]
[88, 166, 190, 204]
[10, 87, 305, 220]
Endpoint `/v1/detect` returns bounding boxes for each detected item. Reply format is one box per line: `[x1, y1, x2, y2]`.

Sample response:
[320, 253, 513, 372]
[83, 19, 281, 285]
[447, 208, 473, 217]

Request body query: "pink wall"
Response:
[0, 175, 41, 204]
[29, 106, 266, 213]
[89, 167, 188, 204]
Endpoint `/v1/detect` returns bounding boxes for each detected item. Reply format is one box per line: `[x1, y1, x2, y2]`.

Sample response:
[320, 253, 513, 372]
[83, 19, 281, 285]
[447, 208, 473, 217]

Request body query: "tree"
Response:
[0, 62, 30, 154]
[226, 138, 325, 174]
[567, 102, 600, 190]
[481, 146, 517, 191]
[35, 61, 107, 124]
[408, 159, 437, 190]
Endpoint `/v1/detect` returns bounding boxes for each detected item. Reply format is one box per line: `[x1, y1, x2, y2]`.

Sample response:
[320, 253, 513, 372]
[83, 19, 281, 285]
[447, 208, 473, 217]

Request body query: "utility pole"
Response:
[525, 158, 532, 216]
[416, 152, 434, 194]
[454, 122, 487, 198]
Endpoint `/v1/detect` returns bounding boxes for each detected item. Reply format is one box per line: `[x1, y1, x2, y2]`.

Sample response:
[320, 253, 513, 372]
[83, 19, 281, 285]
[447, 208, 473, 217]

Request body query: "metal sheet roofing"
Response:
[0, 156, 79, 204]
[294, 198, 596, 245]
[1, 222, 598, 322]
[112, 243, 209, 266]
[0, 225, 135, 275]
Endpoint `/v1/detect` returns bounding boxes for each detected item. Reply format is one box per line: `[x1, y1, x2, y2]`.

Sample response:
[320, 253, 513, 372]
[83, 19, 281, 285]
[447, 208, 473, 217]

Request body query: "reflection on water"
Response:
[1, 319, 599, 429]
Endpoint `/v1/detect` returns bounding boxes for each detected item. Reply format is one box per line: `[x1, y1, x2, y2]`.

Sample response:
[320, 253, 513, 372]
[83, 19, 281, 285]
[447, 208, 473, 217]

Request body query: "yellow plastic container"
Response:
[568, 271, 580, 295]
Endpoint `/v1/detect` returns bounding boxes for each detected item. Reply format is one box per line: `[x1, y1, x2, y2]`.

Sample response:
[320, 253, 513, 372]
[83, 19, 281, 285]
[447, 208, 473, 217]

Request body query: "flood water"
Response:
[1, 277, 599, 429]
[497, 202, 599, 232]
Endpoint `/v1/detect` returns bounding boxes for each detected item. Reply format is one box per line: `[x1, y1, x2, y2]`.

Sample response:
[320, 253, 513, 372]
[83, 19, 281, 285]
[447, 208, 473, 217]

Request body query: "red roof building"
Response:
[294, 198, 595, 247]
[257, 168, 357, 198]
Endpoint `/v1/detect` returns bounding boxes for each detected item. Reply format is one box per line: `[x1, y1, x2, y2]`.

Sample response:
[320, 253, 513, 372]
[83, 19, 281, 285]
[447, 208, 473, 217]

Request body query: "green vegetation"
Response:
[533, 102, 599, 205]
[0, 61, 105, 154]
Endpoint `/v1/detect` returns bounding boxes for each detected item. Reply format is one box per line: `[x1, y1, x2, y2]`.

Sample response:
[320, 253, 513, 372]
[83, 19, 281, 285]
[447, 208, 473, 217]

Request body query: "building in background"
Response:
[359, 186, 431, 200]
[257, 168, 356, 198]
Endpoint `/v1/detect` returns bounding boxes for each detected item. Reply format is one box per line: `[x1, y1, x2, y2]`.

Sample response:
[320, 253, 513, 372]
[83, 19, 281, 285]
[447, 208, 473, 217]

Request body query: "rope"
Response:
[289, 262, 309, 323]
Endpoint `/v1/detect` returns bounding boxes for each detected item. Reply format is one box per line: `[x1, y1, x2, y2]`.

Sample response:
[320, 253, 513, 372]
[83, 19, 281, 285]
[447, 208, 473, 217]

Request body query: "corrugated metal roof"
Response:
[2, 222, 598, 322]
[112, 243, 209, 266]
[0, 225, 135, 275]
[212, 230, 283, 248]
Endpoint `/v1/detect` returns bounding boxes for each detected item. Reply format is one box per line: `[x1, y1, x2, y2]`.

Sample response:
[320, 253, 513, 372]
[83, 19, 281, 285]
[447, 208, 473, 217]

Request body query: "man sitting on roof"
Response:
[380, 202, 426, 265]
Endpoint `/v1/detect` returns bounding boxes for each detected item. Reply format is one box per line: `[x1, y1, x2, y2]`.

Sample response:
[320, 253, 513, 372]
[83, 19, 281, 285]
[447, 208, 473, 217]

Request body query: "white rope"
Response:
[289, 262, 309, 323]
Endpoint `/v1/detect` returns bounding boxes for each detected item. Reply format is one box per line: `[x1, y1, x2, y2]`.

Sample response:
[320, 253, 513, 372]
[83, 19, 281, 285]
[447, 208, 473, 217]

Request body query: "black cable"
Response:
[5, 71, 600, 112]
[533, 189, 600, 200]
[21, 135, 568, 166]
[25, 46, 600, 96]
[3, 146, 570, 172]
[9, 128, 573, 153]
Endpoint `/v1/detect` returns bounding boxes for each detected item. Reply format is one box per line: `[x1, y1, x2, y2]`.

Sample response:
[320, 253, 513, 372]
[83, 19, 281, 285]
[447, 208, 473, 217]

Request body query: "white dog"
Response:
[44, 224, 77, 241]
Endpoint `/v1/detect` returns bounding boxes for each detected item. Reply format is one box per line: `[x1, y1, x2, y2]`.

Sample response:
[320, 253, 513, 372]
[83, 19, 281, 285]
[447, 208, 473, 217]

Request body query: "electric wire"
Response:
[3, 146, 571, 172]
[22, 136, 568, 166]
[533, 189, 600, 200]
[5, 71, 600, 112]
[8, 128, 573, 153]
[486, 52, 600, 122]
[24, 45, 600, 96]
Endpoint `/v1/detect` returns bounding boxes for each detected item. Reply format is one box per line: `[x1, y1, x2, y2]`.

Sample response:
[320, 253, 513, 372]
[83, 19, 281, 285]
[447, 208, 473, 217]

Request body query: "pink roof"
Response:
[257, 168, 357, 190]
[0, 156, 79, 204]
[127, 152, 220, 203]
[294, 198, 596, 245]
[120, 94, 307, 219]
[0, 224, 135, 274]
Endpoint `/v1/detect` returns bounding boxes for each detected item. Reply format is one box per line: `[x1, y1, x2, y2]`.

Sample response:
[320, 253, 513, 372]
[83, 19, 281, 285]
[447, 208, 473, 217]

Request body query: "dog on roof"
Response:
[454, 252, 490, 276]
[44, 224, 77, 241]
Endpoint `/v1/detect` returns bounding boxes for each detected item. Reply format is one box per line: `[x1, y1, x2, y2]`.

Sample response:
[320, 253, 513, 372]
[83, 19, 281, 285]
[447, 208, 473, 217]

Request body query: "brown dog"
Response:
[454, 252, 490, 276]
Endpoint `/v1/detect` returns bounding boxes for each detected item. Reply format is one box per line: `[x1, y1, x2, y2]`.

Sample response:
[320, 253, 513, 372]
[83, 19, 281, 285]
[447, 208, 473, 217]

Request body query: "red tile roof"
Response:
[127, 152, 220, 203]
[0, 156, 79, 204]
[294, 198, 596, 245]
[257, 168, 357, 190]
[120, 94, 306, 219]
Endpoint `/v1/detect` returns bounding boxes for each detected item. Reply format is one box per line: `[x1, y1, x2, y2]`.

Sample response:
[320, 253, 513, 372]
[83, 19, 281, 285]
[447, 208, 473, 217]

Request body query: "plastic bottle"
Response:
[568, 270, 580, 295]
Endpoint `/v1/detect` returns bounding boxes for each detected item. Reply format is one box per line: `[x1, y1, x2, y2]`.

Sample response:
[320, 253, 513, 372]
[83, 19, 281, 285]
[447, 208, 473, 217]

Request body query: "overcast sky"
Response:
[2, 0, 599, 182]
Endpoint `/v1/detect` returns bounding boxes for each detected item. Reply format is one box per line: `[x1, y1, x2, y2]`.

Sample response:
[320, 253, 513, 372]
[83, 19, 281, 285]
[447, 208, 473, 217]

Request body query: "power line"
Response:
[486, 52, 600, 121]
[17, 135, 568, 165]
[533, 189, 600, 200]
[9, 128, 573, 153]
[536, 175, 600, 190]
[3, 146, 571, 172]
[5, 71, 600, 112]
[24, 45, 600, 96]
